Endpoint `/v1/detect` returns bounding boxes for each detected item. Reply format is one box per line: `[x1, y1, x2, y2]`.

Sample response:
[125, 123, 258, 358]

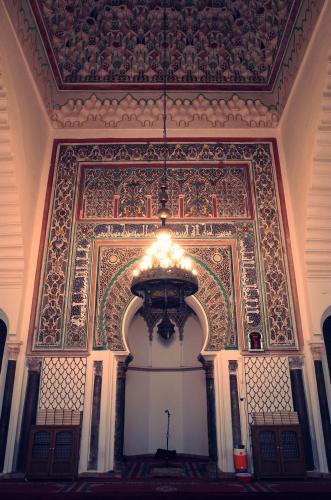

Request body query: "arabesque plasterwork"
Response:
[93, 244, 237, 351]
[30, 140, 299, 353]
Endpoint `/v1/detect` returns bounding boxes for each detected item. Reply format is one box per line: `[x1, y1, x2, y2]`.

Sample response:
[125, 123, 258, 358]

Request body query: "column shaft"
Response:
[290, 368, 314, 470]
[114, 355, 132, 467]
[314, 360, 331, 471]
[0, 360, 16, 472]
[16, 368, 41, 472]
[88, 363, 103, 470]
[229, 373, 242, 447]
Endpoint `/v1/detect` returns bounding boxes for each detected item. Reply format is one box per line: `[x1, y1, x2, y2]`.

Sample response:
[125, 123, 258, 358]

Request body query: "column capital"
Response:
[288, 356, 304, 370]
[310, 343, 324, 361]
[7, 341, 23, 360]
[198, 354, 215, 378]
[93, 360, 103, 377]
[26, 356, 42, 372]
[228, 360, 238, 373]
[116, 354, 133, 379]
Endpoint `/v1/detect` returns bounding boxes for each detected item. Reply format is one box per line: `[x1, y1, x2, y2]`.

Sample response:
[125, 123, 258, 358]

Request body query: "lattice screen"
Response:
[39, 357, 87, 411]
[244, 356, 293, 420]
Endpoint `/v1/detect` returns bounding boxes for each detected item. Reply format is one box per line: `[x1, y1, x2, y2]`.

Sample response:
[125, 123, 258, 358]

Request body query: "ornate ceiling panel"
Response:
[3, 0, 324, 128]
[30, 0, 300, 91]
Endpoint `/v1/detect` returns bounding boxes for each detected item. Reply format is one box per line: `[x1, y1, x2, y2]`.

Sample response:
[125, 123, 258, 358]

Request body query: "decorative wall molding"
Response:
[26, 356, 42, 372]
[288, 355, 304, 369]
[310, 343, 324, 360]
[51, 94, 279, 129]
[0, 58, 24, 289]
[305, 51, 331, 279]
[6, 341, 22, 360]
[228, 360, 238, 373]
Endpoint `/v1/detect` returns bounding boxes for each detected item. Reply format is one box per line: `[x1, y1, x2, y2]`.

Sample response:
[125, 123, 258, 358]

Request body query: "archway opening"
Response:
[123, 306, 208, 457]
[322, 315, 331, 379]
[0, 319, 7, 372]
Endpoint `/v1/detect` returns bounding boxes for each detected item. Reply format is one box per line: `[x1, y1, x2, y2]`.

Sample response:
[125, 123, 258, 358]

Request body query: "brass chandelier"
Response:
[130, 1, 198, 325]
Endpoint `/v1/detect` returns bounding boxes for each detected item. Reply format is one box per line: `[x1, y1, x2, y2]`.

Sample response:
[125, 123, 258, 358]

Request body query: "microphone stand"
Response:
[165, 409, 170, 466]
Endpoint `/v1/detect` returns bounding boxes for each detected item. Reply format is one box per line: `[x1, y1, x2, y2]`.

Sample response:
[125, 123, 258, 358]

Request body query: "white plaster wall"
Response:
[0, 6, 52, 474]
[0, 4, 50, 269]
[124, 312, 208, 456]
[280, 2, 331, 262]
[279, 3, 331, 472]
[279, 2, 331, 335]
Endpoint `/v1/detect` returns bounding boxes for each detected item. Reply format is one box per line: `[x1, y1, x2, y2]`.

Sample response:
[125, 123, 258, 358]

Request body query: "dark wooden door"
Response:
[26, 426, 80, 479]
[251, 425, 306, 479]
[51, 428, 78, 478]
[253, 427, 281, 478]
[27, 428, 53, 476]
[279, 427, 305, 476]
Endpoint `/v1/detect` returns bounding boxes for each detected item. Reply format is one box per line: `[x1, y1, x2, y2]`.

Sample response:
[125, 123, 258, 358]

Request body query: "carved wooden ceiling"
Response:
[3, 0, 324, 128]
[30, 0, 300, 91]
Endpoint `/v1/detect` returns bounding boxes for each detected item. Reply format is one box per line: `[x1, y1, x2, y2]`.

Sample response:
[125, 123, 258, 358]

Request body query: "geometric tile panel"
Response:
[39, 357, 87, 411]
[244, 356, 293, 421]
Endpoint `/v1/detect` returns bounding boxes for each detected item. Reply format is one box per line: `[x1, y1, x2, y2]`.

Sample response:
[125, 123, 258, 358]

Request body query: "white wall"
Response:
[124, 312, 208, 456]
[279, 1, 331, 336]
[280, 2, 331, 262]
[0, 5, 51, 474]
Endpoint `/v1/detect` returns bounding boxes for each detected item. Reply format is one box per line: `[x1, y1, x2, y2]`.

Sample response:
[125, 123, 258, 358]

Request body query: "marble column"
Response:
[114, 355, 133, 468]
[16, 357, 42, 472]
[198, 355, 218, 462]
[228, 360, 242, 447]
[88, 361, 103, 470]
[311, 345, 331, 471]
[0, 342, 21, 472]
[289, 356, 314, 470]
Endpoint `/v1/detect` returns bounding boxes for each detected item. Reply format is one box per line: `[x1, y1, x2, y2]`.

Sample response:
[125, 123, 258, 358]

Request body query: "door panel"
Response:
[51, 429, 75, 475]
[29, 430, 52, 475]
[258, 429, 282, 475]
[280, 429, 305, 475]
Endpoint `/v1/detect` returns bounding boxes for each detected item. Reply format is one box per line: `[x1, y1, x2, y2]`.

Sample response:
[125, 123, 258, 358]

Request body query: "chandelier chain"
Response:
[162, 0, 168, 183]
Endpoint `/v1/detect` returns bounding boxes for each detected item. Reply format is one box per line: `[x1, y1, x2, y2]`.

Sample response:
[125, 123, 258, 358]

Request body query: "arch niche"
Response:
[99, 252, 236, 465]
[123, 296, 209, 458]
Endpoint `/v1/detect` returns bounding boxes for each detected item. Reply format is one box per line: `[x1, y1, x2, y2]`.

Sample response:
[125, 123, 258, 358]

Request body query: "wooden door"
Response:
[279, 427, 305, 476]
[51, 428, 78, 478]
[252, 426, 282, 479]
[27, 428, 53, 476]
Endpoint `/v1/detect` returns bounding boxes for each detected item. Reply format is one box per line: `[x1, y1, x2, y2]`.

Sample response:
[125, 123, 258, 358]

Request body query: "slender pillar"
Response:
[88, 361, 103, 470]
[311, 346, 331, 471]
[114, 355, 133, 468]
[289, 356, 314, 470]
[16, 357, 42, 472]
[0, 342, 21, 472]
[228, 360, 242, 447]
[198, 355, 218, 462]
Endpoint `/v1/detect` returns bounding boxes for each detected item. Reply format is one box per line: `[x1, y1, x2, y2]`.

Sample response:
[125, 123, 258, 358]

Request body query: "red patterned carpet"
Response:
[0, 477, 331, 500]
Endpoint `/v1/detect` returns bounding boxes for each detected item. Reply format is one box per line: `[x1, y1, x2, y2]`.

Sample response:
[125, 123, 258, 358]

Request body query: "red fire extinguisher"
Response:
[233, 445, 248, 472]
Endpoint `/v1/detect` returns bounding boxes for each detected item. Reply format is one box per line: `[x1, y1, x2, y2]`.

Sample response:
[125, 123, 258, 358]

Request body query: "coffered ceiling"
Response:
[3, 0, 324, 128]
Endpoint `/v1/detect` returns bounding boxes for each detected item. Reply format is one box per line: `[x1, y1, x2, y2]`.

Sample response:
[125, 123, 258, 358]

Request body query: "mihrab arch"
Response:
[97, 249, 239, 352]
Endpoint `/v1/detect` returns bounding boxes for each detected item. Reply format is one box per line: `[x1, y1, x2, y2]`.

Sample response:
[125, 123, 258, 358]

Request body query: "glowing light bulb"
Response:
[161, 258, 171, 268]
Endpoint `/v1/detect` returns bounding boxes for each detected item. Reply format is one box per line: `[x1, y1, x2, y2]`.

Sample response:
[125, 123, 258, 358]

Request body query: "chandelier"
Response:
[130, 2, 198, 323]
